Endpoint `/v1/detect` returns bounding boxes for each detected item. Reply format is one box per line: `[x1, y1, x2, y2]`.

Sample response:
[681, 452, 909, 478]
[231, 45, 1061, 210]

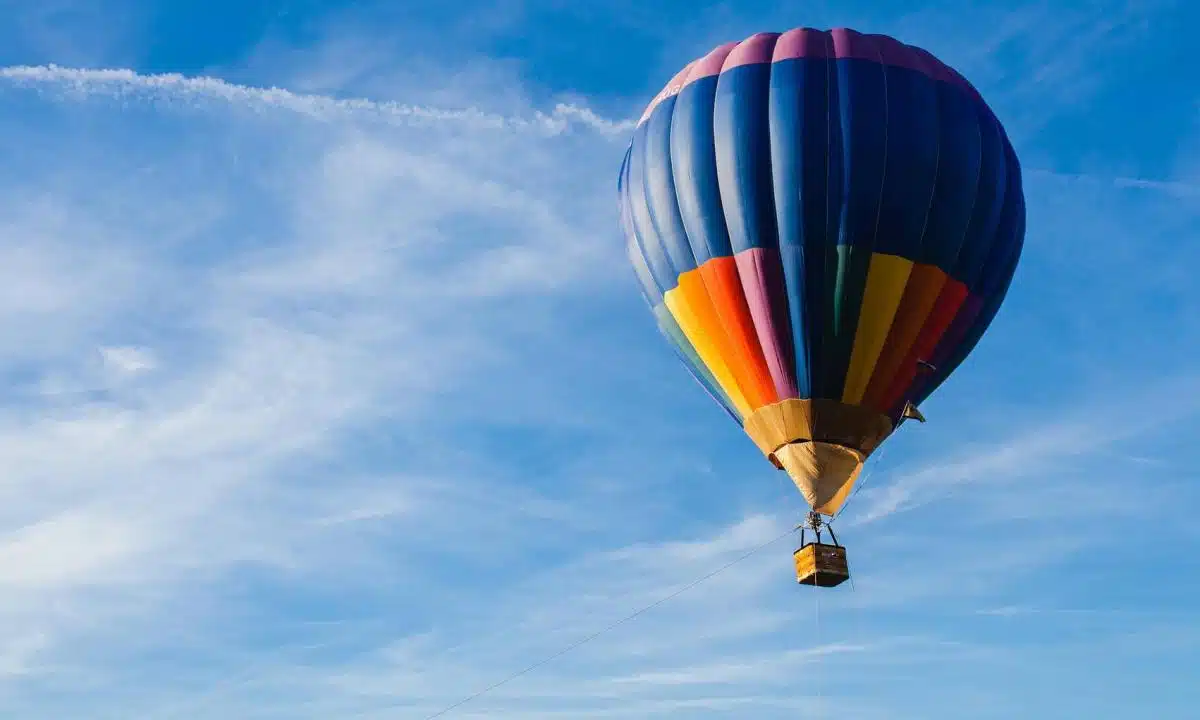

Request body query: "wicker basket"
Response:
[794, 542, 850, 587]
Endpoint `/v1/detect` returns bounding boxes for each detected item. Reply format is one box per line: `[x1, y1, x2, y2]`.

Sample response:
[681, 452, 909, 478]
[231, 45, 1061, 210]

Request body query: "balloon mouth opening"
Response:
[766, 440, 862, 468]
[772, 440, 865, 515]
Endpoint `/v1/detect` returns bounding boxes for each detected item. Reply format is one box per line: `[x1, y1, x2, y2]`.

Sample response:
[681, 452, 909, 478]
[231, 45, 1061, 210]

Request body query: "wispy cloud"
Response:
[1030, 168, 1200, 199]
[849, 372, 1200, 525]
[0, 64, 636, 136]
[0, 50, 644, 719]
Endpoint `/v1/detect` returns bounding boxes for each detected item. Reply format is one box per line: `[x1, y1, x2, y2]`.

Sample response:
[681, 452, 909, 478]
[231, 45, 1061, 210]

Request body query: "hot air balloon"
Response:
[618, 28, 1025, 587]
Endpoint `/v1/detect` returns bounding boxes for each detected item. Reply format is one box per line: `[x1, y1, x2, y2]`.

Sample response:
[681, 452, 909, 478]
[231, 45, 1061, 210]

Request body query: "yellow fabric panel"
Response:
[663, 287, 752, 417]
[861, 263, 947, 410]
[842, 253, 915, 405]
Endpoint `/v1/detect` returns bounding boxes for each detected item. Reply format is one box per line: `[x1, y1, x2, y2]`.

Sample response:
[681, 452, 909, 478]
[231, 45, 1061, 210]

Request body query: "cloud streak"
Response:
[1028, 168, 1200, 200]
[848, 370, 1200, 526]
[0, 64, 636, 137]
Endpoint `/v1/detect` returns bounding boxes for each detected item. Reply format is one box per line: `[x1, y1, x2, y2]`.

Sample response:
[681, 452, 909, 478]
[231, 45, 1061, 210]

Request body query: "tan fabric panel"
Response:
[742, 398, 894, 457]
[774, 441, 865, 515]
[741, 398, 810, 454]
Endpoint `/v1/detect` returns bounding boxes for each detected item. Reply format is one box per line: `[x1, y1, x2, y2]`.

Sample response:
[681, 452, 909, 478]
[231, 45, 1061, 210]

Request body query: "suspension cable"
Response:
[411, 525, 800, 720]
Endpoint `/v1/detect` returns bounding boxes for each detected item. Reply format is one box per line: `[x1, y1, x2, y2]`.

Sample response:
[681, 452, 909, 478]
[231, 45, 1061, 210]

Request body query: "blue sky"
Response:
[0, 0, 1197, 718]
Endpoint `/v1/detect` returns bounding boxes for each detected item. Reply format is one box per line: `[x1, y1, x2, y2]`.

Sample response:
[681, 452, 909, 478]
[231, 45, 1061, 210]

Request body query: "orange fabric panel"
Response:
[694, 258, 779, 410]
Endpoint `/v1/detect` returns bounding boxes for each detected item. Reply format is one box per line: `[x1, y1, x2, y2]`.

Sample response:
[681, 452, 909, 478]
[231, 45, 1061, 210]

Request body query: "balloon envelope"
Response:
[618, 28, 1025, 514]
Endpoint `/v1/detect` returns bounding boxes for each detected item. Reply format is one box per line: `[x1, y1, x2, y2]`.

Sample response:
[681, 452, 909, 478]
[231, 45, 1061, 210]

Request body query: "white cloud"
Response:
[99, 346, 156, 375]
[0, 509, 144, 591]
[850, 372, 1200, 526]
[1030, 168, 1200, 200]
[0, 51, 642, 717]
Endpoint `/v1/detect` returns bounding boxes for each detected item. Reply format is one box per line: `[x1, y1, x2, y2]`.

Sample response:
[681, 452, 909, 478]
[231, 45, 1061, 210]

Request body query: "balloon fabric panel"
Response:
[620, 27, 1024, 428]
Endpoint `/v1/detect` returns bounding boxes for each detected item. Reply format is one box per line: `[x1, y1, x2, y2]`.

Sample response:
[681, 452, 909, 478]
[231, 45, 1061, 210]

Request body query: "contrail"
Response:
[0, 64, 637, 138]
[1028, 167, 1200, 199]
[1110, 175, 1200, 198]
